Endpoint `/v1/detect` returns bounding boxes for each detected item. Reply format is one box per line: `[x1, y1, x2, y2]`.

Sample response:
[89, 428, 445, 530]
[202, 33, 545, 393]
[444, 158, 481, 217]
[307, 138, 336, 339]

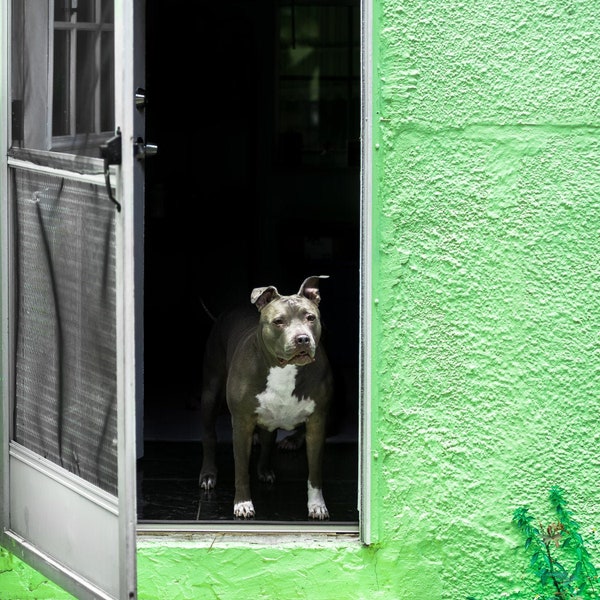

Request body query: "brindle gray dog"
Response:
[199, 276, 333, 519]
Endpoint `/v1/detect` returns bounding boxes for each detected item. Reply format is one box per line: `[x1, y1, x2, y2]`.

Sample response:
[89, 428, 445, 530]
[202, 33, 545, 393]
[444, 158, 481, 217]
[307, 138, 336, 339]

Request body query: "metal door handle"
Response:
[134, 138, 158, 160]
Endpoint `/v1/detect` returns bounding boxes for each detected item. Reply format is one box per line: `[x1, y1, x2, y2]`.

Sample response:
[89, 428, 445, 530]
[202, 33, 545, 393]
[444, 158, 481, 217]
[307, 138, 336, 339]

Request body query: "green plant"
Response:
[513, 486, 599, 599]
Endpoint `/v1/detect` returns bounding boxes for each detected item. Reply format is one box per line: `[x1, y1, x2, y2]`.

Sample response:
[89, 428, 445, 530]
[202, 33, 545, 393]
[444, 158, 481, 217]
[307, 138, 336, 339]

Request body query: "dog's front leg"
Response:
[231, 416, 257, 518]
[305, 416, 329, 520]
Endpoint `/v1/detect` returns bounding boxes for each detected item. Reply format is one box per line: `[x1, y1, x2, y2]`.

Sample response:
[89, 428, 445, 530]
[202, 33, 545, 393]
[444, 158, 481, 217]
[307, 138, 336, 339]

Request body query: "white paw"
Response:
[308, 503, 329, 520]
[234, 500, 255, 518]
[307, 483, 329, 520]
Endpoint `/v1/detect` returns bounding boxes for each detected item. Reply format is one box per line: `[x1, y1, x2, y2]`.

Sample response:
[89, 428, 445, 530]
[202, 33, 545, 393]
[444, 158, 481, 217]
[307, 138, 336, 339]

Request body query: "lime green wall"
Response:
[2, 1, 600, 599]
[369, 1, 600, 598]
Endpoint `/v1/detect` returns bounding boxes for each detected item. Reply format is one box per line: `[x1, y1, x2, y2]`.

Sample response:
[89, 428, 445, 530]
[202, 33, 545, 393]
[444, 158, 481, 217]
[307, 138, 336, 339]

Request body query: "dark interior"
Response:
[137, 0, 360, 523]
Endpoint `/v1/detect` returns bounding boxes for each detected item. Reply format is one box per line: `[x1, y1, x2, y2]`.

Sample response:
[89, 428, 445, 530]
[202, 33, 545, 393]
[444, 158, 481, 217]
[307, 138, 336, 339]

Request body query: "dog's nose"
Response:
[296, 334, 311, 346]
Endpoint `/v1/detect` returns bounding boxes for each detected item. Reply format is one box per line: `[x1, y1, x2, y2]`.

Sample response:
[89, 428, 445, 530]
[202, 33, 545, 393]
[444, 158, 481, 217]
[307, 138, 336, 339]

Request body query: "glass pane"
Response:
[101, 0, 114, 22]
[76, 30, 96, 134]
[54, 0, 70, 22]
[279, 79, 353, 166]
[277, 3, 359, 168]
[11, 0, 114, 154]
[280, 6, 349, 77]
[76, 0, 95, 23]
[100, 31, 115, 132]
[52, 30, 70, 136]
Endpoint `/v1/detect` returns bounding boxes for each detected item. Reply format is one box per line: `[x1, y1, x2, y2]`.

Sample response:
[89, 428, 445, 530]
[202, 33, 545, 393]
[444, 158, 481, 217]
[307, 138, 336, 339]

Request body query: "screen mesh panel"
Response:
[12, 168, 118, 495]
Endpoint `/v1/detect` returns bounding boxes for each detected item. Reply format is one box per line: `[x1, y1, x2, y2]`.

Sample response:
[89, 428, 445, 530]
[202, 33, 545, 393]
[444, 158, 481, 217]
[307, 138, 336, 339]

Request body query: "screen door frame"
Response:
[0, 1, 143, 598]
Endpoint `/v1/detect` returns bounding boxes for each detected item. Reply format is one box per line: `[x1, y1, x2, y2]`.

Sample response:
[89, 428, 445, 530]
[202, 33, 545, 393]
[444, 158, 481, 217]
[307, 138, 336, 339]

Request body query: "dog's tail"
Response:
[199, 296, 217, 322]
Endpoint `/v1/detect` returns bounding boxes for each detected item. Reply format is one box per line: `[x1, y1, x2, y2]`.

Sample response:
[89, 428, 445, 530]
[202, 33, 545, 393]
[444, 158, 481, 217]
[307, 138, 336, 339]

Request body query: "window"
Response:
[52, 0, 114, 150]
[276, 1, 360, 168]
[11, 0, 114, 155]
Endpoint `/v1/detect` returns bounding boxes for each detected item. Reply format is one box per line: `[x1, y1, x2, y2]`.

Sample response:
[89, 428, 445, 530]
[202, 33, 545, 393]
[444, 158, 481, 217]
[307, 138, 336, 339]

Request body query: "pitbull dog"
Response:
[199, 275, 333, 519]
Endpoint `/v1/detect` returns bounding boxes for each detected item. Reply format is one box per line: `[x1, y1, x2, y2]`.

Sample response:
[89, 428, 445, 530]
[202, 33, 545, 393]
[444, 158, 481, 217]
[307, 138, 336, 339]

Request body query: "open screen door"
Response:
[0, 1, 144, 598]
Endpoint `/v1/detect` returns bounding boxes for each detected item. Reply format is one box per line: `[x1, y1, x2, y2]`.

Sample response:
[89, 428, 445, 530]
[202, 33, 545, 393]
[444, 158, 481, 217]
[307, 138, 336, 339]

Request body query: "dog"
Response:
[199, 275, 333, 519]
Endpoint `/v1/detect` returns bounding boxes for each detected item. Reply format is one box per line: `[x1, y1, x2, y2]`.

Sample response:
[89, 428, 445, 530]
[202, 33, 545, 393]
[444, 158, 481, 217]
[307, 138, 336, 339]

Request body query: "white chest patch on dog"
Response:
[255, 366, 316, 431]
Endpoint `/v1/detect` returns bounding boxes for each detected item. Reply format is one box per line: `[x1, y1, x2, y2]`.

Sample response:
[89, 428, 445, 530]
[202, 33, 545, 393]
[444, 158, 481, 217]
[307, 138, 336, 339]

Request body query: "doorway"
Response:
[138, 0, 360, 523]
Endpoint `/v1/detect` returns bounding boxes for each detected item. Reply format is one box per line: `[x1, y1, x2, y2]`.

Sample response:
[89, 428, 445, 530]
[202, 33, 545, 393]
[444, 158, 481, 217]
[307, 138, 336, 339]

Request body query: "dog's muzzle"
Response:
[277, 351, 316, 366]
[277, 333, 317, 366]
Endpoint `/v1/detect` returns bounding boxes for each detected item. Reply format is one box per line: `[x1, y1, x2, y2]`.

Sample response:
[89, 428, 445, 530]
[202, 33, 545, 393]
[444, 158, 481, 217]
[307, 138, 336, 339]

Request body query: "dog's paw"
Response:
[258, 468, 276, 484]
[234, 500, 255, 518]
[308, 503, 329, 520]
[307, 483, 329, 520]
[199, 472, 217, 490]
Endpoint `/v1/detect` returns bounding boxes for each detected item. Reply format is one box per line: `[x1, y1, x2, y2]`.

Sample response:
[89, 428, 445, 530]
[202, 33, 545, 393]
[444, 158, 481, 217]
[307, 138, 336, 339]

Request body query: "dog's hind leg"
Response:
[199, 377, 220, 490]
[277, 425, 306, 451]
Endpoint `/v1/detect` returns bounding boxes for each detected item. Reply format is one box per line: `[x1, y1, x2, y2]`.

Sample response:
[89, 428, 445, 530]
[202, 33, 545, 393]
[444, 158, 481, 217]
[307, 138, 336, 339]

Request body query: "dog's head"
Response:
[251, 276, 328, 366]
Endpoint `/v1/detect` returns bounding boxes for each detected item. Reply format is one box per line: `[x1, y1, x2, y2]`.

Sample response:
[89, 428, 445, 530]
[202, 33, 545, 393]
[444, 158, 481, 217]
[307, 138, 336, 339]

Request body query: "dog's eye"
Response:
[306, 313, 316, 322]
[272, 317, 285, 326]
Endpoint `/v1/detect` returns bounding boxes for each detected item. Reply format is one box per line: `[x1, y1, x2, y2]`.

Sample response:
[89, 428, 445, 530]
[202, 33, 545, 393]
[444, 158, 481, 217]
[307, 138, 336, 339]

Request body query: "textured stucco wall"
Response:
[370, 1, 600, 598]
[2, 1, 600, 599]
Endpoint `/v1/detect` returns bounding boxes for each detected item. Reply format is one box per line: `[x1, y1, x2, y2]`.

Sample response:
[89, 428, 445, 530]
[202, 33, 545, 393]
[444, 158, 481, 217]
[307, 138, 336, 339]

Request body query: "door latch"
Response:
[99, 129, 122, 211]
[134, 137, 158, 161]
[99, 129, 158, 211]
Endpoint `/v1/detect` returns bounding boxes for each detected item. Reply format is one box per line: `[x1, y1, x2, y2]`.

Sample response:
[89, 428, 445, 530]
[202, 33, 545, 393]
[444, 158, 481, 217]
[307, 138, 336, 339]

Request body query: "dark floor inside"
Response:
[137, 393, 359, 524]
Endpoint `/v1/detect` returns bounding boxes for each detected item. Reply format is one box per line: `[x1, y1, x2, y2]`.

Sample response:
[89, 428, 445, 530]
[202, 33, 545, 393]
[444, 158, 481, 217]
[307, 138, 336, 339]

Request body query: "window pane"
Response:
[101, 0, 114, 23]
[76, 0, 95, 24]
[52, 30, 70, 136]
[76, 30, 96, 134]
[12, 0, 115, 153]
[280, 6, 350, 77]
[277, 3, 359, 168]
[54, 0, 70, 22]
[100, 31, 115, 132]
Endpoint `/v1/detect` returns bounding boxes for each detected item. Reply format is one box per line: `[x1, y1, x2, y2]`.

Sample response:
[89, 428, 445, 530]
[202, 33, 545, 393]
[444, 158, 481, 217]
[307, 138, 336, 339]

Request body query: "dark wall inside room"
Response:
[144, 0, 360, 429]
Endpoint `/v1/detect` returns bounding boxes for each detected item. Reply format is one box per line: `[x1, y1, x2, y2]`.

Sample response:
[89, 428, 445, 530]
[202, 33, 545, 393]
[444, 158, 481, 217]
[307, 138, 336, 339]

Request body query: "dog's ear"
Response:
[251, 286, 280, 311]
[298, 275, 329, 306]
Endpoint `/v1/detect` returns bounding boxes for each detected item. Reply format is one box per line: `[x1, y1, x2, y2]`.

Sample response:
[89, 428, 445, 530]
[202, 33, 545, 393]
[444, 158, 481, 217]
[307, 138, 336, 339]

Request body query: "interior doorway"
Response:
[138, 0, 360, 523]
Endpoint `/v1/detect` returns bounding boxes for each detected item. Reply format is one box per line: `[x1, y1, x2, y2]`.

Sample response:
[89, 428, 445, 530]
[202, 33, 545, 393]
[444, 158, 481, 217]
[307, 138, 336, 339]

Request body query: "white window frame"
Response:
[358, 0, 372, 546]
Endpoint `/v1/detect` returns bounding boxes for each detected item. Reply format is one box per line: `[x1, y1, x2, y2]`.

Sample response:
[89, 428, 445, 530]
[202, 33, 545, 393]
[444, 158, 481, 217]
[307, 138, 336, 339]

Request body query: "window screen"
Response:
[12, 168, 118, 495]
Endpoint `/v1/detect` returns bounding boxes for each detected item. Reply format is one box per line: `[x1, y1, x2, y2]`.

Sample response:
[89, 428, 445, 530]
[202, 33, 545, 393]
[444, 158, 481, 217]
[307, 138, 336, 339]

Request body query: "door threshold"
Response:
[137, 520, 359, 536]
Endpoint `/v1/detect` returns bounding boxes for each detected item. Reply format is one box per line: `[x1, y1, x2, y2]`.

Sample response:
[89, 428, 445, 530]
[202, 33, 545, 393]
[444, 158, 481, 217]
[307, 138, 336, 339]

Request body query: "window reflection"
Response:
[277, 2, 359, 168]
